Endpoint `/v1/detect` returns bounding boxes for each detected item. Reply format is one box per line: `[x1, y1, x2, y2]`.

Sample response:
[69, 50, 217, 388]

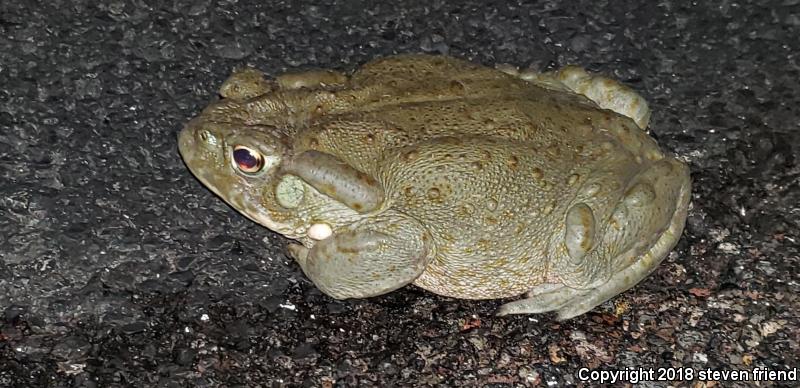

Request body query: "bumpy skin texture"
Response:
[179, 54, 691, 320]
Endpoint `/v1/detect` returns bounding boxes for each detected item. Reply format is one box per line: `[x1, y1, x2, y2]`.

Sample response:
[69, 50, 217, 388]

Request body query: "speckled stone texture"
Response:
[1, 0, 798, 387]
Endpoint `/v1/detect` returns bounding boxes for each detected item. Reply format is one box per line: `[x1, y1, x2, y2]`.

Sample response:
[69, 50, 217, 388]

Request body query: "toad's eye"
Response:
[232, 145, 264, 174]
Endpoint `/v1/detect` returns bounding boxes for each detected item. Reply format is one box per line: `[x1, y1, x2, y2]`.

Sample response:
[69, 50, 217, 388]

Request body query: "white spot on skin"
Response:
[308, 223, 333, 240]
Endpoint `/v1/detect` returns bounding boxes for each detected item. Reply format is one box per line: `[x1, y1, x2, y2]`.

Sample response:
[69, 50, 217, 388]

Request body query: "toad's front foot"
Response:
[290, 212, 433, 299]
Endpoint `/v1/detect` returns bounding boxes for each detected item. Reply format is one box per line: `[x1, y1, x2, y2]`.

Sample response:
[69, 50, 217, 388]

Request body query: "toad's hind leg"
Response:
[515, 66, 651, 130]
[498, 159, 691, 320]
[554, 66, 651, 130]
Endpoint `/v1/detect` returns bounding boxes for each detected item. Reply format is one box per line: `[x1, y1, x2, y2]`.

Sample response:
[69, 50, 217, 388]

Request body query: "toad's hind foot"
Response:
[495, 284, 592, 319]
[510, 65, 651, 130]
[498, 231, 683, 321]
[495, 254, 653, 320]
[552, 66, 651, 130]
[496, 245, 674, 320]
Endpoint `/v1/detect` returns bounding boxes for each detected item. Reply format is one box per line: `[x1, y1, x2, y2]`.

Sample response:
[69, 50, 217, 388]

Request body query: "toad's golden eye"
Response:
[232, 145, 264, 174]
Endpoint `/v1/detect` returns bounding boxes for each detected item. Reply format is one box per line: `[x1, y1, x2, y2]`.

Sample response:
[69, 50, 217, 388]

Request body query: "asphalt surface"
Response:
[1, 0, 799, 387]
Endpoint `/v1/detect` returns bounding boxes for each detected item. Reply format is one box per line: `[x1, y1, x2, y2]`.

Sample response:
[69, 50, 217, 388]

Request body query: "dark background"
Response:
[2, 0, 798, 386]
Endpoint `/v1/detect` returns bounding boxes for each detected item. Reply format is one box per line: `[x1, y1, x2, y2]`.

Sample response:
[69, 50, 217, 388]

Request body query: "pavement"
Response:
[1, 0, 798, 386]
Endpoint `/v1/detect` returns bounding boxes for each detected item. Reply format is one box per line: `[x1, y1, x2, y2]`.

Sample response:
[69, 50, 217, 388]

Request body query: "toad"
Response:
[178, 54, 691, 320]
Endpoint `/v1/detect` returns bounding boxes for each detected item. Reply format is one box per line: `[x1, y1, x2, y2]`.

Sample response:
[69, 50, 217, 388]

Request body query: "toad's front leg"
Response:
[288, 212, 433, 299]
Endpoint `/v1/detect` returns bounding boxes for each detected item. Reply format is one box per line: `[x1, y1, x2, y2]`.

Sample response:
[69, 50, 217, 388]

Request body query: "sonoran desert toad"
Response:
[179, 54, 691, 320]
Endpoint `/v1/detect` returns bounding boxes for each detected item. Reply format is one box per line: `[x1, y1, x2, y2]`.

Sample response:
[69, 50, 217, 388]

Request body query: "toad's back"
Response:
[291, 55, 675, 299]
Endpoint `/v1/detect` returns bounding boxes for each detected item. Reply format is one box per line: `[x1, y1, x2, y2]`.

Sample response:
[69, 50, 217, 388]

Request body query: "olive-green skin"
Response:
[179, 54, 691, 320]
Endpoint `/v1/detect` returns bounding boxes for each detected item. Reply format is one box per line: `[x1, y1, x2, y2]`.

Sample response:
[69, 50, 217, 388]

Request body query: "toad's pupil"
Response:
[234, 148, 259, 169]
